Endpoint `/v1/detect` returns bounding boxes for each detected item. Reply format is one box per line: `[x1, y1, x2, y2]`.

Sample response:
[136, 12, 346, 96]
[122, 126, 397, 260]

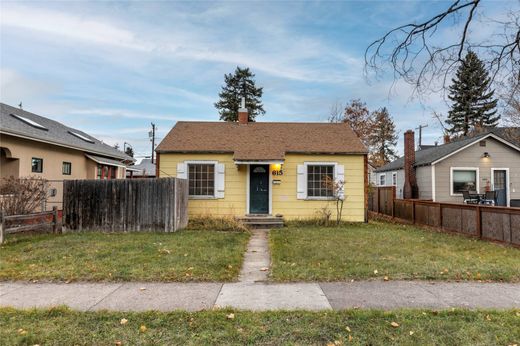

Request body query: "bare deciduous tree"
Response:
[0, 177, 48, 215]
[365, 0, 520, 98]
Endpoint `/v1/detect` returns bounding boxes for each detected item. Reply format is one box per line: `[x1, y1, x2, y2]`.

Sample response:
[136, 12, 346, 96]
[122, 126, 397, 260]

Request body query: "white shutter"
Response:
[297, 164, 307, 199]
[336, 164, 345, 200]
[177, 162, 187, 179]
[216, 163, 225, 198]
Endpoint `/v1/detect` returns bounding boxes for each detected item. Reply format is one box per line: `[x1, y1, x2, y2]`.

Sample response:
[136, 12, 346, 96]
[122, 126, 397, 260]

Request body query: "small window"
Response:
[62, 162, 71, 175]
[188, 164, 215, 196]
[379, 174, 386, 186]
[31, 158, 43, 173]
[479, 140, 486, 147]
[392, 172, 397, 186]
[452, 169, 477, 194]
[307, 165, 334, 198]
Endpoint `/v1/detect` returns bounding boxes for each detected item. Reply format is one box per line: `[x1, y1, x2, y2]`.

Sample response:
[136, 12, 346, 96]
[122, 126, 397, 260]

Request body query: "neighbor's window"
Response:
[188, 163, 215, 197]
[307, 165, 334, 198]
[452, 169, 477, 194]
[392, 172, 397, 186]
[379, 174, 386, 186]
[62, 162, 71, 175]
[31, 158, 43, 173]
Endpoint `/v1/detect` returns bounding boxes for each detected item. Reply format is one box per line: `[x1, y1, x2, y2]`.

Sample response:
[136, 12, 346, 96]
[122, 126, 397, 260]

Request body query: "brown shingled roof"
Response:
[156, 121, 367, 161]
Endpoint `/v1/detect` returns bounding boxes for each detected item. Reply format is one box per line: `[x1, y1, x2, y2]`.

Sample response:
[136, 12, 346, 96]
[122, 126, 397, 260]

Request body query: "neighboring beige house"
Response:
[0, 103, 134, 210]
[376, 128, 520, 207]
[127, 158, 156, 178]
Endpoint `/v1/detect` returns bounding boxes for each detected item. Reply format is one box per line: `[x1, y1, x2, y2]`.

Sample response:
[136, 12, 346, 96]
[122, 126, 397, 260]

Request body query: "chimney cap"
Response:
[239, 96, 247, 112]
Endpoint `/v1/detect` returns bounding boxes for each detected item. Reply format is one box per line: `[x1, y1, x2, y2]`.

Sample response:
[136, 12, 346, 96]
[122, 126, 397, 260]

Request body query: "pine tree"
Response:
[369, 107, 398, 166]
[446, 51, 499, 136]
[214, 67, 265, 122]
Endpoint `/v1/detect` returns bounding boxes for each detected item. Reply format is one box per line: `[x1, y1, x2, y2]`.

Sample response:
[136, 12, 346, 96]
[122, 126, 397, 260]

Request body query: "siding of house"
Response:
[416, 165, 432, 200]
[434, 137, 520, 203]
[158, 153, 365, 221]
[376, 170, 405, 198]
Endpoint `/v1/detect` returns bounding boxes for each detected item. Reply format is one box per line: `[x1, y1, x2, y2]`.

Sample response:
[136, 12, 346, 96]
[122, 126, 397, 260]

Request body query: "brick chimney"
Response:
[238, 97, 248, 124]
[403, 130, 418, 199]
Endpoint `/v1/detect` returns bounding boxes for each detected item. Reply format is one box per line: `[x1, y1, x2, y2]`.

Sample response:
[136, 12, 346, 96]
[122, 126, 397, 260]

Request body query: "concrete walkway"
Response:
[237, 228, 270, 283]
[1, 281, 519, 311]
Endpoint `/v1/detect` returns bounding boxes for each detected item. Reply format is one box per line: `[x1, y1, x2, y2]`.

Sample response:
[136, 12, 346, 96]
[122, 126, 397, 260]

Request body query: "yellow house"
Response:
[156, 109, 368, 222]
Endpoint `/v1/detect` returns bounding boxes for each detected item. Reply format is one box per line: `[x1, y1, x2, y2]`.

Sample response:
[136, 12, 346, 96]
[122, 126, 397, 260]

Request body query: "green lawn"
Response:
[270, 221, 520, 282]
[0, 230, 249, 282]
[1, 307, 518, 345]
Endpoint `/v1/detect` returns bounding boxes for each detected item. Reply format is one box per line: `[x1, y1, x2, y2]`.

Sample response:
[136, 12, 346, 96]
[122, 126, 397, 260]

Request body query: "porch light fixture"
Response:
[272, 163, 282, 171]
[482, 152, 490, 158]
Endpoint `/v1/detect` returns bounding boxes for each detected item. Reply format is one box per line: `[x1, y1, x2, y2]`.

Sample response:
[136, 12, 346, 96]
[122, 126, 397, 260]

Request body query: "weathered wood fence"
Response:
[0, 207, 59, 244]
[369, 187, 520, 247]
[63, 178, 188, 232]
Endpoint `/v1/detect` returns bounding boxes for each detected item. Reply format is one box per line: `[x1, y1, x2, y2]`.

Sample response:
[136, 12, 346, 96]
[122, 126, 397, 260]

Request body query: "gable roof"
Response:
[1, 103, 133, 161]
[376, 128, 520, 173]
[156, 121, 367, 161]
[128, 158, 156, 176]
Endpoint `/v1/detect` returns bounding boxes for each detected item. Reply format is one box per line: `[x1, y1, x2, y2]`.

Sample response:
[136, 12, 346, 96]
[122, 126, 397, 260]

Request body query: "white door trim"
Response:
[491, 168, 510, 207]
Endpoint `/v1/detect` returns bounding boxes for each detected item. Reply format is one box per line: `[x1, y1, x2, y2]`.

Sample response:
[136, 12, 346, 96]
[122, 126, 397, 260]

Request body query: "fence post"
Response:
[52, 206, 58, 234]
[0, 211, 4, 244]
[411, 200, 416, 224]
[476, 205, 482, 239]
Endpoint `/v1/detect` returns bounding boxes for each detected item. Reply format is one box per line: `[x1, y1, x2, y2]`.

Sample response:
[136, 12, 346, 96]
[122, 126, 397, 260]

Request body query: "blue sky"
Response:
[0, 1, 513, 160]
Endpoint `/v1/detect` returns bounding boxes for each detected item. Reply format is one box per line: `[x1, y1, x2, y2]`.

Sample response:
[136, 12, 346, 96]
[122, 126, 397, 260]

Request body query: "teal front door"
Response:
[250, 165, 269, 214]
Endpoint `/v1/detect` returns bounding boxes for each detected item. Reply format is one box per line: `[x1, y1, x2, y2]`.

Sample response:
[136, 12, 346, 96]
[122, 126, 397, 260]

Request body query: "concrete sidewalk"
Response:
[1, 281, 519, 311]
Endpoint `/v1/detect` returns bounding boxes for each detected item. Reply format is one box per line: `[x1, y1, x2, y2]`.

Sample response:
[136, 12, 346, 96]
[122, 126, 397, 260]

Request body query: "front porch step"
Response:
[237, 215, 284, 229]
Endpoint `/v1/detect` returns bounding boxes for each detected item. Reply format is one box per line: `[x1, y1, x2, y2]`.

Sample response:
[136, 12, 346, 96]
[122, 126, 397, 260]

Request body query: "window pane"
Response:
[188, 164, 215, 196]
[31, 158, 43, 173]
[453, 170, 477, 193]
[307, 165, 334, 197]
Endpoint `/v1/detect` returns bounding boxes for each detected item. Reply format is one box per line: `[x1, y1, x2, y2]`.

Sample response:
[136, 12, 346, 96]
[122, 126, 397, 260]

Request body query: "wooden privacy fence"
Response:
[0, 207, 60, 244]
[369, 187, 520, 247]
[63, 178, 188, 232]
[368, 186, 396, 216]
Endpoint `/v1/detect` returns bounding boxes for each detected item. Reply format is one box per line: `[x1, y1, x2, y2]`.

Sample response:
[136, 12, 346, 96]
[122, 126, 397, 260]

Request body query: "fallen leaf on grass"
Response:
[384, 276, 389, 281]
[260, 267, 269, 271]
[485, 315, 492, 321]
[390, 322, 399, 328]
[345, 326, 351, 332]
[409, 331, 414, 335]
[373, 270, 378, 274]
[114, 341, 122, 346]
[120, 318, 128, 325]
[139, 325, 147, 333]
[17, 328, 27, 335]
[348, 335, 353, 342]
[226, 313, 235, 320]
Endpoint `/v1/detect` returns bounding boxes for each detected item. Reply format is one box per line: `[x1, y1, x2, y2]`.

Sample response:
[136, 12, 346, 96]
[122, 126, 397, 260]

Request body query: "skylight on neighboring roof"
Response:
[68, 130, 95, 143]
[10, 113, 48, 131]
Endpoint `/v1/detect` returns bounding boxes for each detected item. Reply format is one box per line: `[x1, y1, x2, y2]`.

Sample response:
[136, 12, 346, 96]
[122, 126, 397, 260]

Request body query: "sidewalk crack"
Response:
[87, 283, 124, 311]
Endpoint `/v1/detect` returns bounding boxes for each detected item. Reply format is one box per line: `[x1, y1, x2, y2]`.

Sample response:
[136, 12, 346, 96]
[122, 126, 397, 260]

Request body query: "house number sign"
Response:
[272, 170, 284, 176]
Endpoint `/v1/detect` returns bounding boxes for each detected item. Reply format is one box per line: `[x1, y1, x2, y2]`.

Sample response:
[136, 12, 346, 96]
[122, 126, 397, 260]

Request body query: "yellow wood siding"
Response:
[159, 153, 365, 221]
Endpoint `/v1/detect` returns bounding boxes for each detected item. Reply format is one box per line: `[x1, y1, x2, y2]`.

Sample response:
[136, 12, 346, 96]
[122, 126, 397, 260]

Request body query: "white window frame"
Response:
[379, 173, 386, 186]
[450, 167, 479, 196]
[185, 160, 218, 199]
[491, 168, 510, 207]
[304, 161, 337, 200]
[392, 172, 397, 186]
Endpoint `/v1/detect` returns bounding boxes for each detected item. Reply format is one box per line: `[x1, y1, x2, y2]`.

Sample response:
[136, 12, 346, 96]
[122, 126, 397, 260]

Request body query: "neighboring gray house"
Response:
[376, 128, 520, 207]
[127, 158, 156, 178]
